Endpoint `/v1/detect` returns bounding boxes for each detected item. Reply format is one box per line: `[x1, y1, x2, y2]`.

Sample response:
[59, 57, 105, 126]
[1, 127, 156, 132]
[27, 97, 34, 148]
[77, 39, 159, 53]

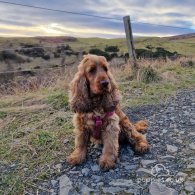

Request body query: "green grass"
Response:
[120, 66, 195, 107]
[47, 91, 69, 109]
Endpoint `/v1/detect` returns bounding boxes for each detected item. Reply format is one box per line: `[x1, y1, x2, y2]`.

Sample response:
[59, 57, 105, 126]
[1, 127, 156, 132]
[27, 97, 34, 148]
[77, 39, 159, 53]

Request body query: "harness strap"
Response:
[93, 111, 114, 139]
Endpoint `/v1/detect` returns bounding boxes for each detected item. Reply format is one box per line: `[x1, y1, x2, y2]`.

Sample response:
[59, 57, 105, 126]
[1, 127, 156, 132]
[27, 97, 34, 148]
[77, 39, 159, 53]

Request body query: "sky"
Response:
[0, 0, 195, 38]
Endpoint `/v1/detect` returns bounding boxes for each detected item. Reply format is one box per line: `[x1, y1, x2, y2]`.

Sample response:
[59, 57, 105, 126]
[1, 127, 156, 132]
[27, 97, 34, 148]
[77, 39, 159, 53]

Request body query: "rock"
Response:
[97, 182, 104, 186]
[190, 118, 195, 124]
[136, 168, 153, 177]
[176, 172, 188, 180]
[51, 180, 58, 187]
[90, 164, 100, 172]
[187, 164, 195, 169]
[102, 187, 123, 194]
[124, 164, 138, 170]
[160, 155, 175, 161]
[10, 164, 16, 168]
[92, 175, 101, 182]
[166, 145, 178, 153]
[59, 175, 74, 195]
[141, 160, 157, 167]
[109, 179, 133, 187]
[162, 129, 168, 134]
[81, 168, 90, 176]
[63, 139, 69, 144]
[149, 182, 178, 195]
[189, 143, 195, 150]
[55, 163, 62, 170]
[80, 184, 95, 194]
[184, 181, 195, 192]
[69, 171, 80, 174]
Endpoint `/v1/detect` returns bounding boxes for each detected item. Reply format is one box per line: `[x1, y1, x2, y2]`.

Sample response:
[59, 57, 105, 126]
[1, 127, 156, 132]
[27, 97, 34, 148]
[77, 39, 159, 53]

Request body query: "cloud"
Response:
[0, 0, 194, 38]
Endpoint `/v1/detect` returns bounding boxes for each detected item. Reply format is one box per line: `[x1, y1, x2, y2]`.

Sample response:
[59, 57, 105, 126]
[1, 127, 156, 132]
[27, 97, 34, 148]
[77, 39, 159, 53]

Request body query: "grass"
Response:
[0, 57, 195, 194]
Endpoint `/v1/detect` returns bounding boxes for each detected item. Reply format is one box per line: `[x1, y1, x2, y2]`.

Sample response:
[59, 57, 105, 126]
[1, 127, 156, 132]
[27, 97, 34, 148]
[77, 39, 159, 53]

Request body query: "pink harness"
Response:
[93, 111, 114, 139]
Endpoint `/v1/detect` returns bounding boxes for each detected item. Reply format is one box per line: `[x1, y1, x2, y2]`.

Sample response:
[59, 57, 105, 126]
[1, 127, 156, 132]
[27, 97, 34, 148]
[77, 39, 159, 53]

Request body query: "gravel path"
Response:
[44, 89, 195, 195]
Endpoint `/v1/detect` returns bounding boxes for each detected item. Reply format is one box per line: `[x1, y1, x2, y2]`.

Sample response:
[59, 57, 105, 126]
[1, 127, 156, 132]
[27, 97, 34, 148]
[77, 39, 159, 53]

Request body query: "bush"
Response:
[0, 51, 25, 63]
[89, 49, 111, 61]
[105, 45, 119, 52]
[42, 54, 50, 60]
[137, 66, 161, 83]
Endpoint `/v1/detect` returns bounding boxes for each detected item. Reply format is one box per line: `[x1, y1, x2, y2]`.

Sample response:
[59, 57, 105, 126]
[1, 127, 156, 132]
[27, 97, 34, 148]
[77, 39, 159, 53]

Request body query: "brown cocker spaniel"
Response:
[67, 54, 149, 170]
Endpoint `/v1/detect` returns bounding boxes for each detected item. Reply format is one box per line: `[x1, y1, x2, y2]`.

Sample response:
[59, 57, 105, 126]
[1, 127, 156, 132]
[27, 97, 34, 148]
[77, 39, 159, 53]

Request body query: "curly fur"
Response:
[67, 54, 149, 170]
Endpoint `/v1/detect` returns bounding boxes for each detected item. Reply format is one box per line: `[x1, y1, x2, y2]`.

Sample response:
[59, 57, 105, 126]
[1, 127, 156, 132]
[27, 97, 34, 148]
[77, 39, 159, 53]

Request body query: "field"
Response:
[0, 34, 195, 73]
[0, 34, 195, 194]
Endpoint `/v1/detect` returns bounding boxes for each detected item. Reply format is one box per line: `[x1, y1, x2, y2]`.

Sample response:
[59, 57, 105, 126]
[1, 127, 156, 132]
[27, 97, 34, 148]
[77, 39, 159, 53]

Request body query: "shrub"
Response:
[89, 49, 111, 61]
[0, 51, 25, 63]
[105, 45, 119, 52]
[42, 54, 50, 60]
[137, 66, 161, 83]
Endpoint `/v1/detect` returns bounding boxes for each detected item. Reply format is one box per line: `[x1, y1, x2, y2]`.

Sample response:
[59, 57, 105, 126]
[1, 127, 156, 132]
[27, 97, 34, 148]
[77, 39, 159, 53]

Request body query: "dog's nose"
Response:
[100, 80, 109, 88]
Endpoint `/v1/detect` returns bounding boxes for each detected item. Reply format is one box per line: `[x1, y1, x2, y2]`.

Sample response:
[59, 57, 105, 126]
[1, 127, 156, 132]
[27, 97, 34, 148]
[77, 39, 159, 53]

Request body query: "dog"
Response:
[67, 54, 149, 170]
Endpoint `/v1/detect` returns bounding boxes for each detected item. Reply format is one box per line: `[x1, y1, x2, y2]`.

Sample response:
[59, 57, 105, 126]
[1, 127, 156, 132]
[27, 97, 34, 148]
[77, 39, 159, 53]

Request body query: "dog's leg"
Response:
[116, 107, 149, 153]
[98, 120, 120, 170]
[67, 129, 89, 165]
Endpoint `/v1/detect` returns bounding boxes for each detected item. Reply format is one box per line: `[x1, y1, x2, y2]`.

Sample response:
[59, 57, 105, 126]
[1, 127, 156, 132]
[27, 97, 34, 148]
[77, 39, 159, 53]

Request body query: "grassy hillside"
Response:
[0, 35, 195, 56]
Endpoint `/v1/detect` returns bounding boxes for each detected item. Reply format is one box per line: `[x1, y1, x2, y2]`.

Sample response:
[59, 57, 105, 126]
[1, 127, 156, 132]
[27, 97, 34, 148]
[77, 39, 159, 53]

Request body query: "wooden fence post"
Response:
[123, 15, 138, 69]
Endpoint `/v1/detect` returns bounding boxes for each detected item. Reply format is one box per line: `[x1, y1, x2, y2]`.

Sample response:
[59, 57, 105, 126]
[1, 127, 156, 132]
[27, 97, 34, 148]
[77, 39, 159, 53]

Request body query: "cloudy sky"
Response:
[0, 0, 195, 38]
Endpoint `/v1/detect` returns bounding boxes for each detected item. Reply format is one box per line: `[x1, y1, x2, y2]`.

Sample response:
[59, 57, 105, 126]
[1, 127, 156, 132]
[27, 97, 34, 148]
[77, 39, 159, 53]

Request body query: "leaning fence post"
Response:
[123, 15, 138, 70]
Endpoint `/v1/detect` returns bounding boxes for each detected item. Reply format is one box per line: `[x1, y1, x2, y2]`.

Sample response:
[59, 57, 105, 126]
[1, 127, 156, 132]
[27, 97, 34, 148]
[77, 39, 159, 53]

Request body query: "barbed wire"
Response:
[0, 0, 121, 21]
[0, 0, 194, 31]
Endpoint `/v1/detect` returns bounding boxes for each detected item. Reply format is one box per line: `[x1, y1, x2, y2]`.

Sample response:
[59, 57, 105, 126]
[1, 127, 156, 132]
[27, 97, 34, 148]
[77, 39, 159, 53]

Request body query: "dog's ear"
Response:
[69, 72, 91, 113]
[102, 71, 121, 112]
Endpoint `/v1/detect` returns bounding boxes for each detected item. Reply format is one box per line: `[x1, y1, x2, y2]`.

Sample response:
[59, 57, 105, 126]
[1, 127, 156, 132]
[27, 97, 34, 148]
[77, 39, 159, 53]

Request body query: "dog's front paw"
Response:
[135, 141, 150, 153]
[98, 155, 116, 170]
[67, 151, 86, 165]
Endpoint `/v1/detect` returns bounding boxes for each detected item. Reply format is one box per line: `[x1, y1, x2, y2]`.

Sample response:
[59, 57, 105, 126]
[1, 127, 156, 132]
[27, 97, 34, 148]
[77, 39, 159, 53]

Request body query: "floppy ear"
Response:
[102, 70, 121, 112]
[69, 72, 91, 113]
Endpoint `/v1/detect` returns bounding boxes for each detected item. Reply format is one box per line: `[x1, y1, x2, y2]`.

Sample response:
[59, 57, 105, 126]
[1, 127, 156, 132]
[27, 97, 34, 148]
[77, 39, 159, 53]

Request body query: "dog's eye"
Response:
[89, 67, 96, 74]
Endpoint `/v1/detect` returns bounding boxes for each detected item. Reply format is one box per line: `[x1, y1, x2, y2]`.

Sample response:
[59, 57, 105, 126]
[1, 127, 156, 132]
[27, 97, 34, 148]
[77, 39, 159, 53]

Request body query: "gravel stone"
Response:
[141, 160, 157, 167]
[59, 175, 74, 195]
[189, 143, 195, 150]
[184, 181, 195, 192]
[102, 187, 123, 194]
[149, 182, 178, 195]
[136, 168, 153, 177]
[81, 168, 90, 176]
[109, 179, 133, 187]
[51, 179, 58, 188]
[90, 164, 100, 172]
[167, 145, 178, 153]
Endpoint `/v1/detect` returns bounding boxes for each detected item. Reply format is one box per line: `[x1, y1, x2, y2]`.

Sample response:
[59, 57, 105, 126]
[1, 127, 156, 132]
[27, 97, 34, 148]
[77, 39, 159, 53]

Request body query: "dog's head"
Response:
[69, 54, 121, 113]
